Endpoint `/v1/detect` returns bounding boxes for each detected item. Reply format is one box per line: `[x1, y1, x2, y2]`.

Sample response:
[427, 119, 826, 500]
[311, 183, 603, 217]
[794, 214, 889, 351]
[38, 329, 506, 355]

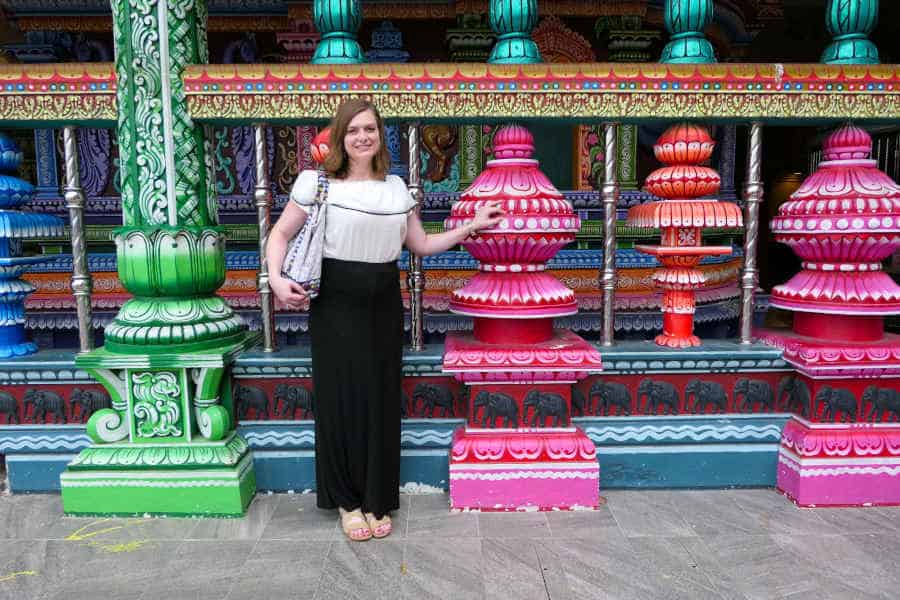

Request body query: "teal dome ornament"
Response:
[0, 133, 65, 358]
[311, 0, 366, 64]
[488, 0, 542, 64]
[660, 0, 717, 64]
[821, 0, 880, 64]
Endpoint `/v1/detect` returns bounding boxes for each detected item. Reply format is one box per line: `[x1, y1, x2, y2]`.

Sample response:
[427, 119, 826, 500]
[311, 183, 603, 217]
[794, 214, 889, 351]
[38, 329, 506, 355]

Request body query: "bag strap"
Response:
[315, 170, 329, 205]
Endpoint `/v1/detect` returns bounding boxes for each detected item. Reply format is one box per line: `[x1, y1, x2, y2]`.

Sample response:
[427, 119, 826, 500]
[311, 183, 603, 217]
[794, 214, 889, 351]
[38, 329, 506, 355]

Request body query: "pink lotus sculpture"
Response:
[769, 123, 900, 341]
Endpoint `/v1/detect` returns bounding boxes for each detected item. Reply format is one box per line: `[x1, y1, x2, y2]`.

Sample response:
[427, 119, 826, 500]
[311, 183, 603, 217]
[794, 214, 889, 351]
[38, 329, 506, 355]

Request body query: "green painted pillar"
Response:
[821, 0, 880, 64]
[488, 0, 542, 64]
[311, 0, 365, 64]
[61, 0, 257, 517]
[660, 0, 716, 64]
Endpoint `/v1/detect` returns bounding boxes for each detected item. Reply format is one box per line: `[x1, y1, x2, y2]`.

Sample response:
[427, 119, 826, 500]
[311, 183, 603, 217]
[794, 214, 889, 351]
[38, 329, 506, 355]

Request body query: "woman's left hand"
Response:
[469, 201, 505, 234]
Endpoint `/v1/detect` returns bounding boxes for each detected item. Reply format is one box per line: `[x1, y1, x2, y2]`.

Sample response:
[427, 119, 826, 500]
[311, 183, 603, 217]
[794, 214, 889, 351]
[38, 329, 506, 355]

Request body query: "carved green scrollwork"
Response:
[132, 371, 184, 438]
[69, 433, 249, 468]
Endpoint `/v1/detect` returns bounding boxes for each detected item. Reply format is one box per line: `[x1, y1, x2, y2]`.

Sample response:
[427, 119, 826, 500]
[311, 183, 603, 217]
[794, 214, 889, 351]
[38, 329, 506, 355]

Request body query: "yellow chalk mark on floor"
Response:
[65, 518, 126, 541]
[90, 539, 151, 554]
[0, 571, 37, 583]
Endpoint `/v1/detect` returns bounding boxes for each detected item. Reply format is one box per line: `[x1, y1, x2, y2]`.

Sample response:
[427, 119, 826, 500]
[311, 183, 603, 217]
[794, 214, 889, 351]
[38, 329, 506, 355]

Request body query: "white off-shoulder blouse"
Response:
[290, 169, 417, 263]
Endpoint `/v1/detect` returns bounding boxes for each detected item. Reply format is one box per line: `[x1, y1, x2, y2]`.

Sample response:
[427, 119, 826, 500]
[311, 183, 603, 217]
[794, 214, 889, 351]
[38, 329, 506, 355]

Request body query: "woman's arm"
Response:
[404, 201, 504, 257]
[266, 201, 310, 309]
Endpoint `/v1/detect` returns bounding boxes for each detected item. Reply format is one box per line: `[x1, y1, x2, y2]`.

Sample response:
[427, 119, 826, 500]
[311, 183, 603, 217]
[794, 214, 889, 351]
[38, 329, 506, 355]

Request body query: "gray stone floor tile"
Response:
[0, 540, 50, 600]
[605, 490, 697, 538]
[402, 538, 485, 600]
[0, 494, 64, 539]
[314, 539, 405, 600]
[670, 490, 766, 537]
[188, 494, 280, 541]
[727, 489, 840, 536]
[225, 541, 328, 600]
[407, 494, 478, 538]
[46, 515, 201, 542]
[544, 506, 619, 539]
[813, 506, 900, 534]
[260, 494, 339, 541]
[478, 511, 551, 538]
[481, 538, 547, 600]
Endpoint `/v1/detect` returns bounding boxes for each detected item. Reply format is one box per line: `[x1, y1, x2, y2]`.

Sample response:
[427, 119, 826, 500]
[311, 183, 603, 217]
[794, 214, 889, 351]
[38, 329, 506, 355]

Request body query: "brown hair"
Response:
[322, 98, 391, 180]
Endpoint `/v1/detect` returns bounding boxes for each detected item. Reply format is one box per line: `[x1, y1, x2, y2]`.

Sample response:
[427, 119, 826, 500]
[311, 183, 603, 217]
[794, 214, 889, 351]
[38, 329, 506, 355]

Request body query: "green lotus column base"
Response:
[61, 434, 256, 517]
[64, 332, 260, 516]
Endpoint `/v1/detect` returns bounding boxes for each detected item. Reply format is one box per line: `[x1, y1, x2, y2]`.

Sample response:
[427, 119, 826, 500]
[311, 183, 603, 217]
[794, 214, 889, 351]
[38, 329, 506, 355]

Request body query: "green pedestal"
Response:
[61, 435, 256, 517]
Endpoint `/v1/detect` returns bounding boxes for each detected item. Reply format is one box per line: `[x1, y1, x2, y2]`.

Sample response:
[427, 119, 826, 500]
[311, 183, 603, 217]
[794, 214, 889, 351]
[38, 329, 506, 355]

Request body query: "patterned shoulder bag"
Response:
[281, 170, 329, 299]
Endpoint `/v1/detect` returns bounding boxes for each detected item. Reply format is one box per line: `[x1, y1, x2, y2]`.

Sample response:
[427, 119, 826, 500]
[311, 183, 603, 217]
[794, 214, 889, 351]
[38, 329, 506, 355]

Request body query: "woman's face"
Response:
[343, 109, 381, 168]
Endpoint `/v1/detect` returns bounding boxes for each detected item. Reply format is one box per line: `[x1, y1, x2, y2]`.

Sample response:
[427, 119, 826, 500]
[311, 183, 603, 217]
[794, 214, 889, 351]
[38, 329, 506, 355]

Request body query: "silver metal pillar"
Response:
[254, 124, 276, 352]
[600, 122, 620, 347]
[406, 122, 425, 351]
[62, 127, 93, 353]
[740, 122, 764, 345]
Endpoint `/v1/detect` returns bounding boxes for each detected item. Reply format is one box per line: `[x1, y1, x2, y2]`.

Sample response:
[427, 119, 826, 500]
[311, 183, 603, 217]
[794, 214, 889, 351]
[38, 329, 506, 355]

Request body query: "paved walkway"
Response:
[0, 489, 897, 600]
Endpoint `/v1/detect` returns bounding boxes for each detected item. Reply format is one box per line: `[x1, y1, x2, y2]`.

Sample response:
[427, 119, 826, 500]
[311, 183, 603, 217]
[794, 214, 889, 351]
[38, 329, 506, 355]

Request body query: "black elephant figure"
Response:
[816, 385, 858, 422]
[685, 379, 728, 414]
[589, 381, 631, 416]
[863, 386, 900, 422]
[472, 391, 518, 428]
[401, 390, 410, 418]
[412, 383, 455, 418]
[274, 383, 314, 419]
[734, 378, 775, 413]
[0, 391, 19, 424]
[571, 386, 589, 417]
[69, 388, 112, 422]
[523, 390, 568, 427]
[637, 379, 679, 415]
[23, 389, 67, 423]
[777, 376, 810, 417]
[234, 384, 270, 419]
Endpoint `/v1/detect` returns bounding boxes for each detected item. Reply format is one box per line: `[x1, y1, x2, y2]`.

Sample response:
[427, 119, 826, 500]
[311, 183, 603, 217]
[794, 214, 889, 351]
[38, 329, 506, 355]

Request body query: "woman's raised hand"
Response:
[270, 275, 308, 310]
[470, 201, 505, 233]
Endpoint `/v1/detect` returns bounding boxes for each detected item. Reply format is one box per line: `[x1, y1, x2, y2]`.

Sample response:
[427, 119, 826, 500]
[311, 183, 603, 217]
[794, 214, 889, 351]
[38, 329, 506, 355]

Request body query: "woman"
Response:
[266, 98, 503, 541]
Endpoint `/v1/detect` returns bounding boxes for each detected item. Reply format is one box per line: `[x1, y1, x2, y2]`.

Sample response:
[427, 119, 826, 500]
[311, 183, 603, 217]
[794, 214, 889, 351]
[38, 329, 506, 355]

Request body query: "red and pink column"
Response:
[758, 123, 900, 506]
[442, 125, 603, 510]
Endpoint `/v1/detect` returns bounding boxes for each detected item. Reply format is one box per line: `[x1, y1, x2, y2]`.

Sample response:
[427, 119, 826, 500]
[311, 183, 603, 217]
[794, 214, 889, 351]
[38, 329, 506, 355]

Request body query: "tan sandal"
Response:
[364, 512, 393, 539]
[339, 508, 372, 541]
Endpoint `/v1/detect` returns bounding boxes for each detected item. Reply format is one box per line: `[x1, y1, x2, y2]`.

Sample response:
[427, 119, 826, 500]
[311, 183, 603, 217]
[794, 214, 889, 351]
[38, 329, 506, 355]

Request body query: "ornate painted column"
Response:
[311, 0, 365, 64]
[487, 0, 542, 64]
[660, 0, 716, 64]
[821, 0, 879, 65]
[366, 21, 409, 177]
[61, 0, 257, 517]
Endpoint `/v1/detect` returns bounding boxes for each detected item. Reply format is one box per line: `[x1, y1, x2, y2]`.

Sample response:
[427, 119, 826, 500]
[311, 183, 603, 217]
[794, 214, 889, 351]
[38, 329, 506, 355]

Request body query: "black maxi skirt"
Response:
[309, 257, 403, 518]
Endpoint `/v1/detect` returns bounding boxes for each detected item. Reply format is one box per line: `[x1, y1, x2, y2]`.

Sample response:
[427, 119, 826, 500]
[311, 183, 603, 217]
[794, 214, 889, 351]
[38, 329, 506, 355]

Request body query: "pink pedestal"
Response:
[448, 428, 600, 511]
[776, 418, 900, 507]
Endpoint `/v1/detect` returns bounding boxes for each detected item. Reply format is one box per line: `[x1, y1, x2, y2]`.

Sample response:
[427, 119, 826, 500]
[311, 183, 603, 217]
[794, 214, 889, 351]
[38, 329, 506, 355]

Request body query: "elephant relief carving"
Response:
[0, 391, 19, 423]
[863, 386, 900, 422]
[234, 384, 270, 419]
[734, 379, 774, 413]
[69, 388, 111, 422]
[816, 385, 858, 422]
[472, 391, 518, 428]
[412, 383, 455, 418]
[523, 390, 568, 427]
[23, 389, 67, 423]
[589, 381, 631, 416]
[401, 390, 410, 418]
[777, 376, 809, 417]
[685, 379, 728, 414]
[637, 379, 679, 415]
[274, 383, 314, 419]
[571, 386, 589, 416]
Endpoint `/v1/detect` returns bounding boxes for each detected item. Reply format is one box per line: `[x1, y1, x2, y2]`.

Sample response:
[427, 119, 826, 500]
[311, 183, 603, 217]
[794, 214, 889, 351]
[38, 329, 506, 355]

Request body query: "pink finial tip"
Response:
[823, 123, 872, 161]
[492, 124, 534, 159]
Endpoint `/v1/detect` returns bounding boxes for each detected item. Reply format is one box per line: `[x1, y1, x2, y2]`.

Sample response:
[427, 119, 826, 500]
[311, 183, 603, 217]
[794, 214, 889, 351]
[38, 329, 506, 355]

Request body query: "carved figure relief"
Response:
[0, 391, 19, 423]
[589, 381, 631, 416]
[863, 385, 900, 422]
[69, 388, 112, 423]
[472, 391, 518, 428]
[637, 379, 679, 415]
[685, 379, 728, 413]
[777, 376, 809, 417]
[523, 390, 568, 427]
[571, 386, 589, 416]
[23, 389, 66, 423]
[816, 385, 858, 422]
[734, 378, 775, 413]
[234, 384, 270, 419]
[412, 383, 456, 418]
[274, 383, 314, 419]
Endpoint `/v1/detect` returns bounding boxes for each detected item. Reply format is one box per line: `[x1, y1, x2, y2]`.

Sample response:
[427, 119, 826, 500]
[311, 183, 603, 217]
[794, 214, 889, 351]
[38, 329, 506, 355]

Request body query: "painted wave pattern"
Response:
[583, 424, 783, 443]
